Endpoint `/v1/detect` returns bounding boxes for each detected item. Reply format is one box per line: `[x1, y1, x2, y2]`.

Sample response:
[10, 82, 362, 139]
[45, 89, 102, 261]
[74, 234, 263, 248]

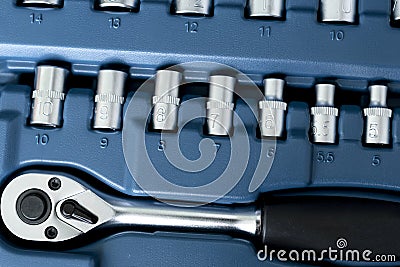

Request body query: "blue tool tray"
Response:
[0, 0, 399, 266]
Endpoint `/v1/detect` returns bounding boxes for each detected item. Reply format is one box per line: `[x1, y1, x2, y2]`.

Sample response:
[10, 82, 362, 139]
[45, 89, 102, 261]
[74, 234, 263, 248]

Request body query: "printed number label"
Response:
[312, 121, 330, 137]
[193, 0, 203, 8]
[259, 26, 271, 37]
[368, 123, 378, 139]
[185, 22, 198, 33]
[158, 140, 166, 151]
[99, 106, 109, 120]
[341, 0, 352, 13]
[100, 138, 109, 149]
[35, 101, 54, 116]
[210, 113, 219, 128]
[316, 151, 335, 163]
[109, 18, 121, 29]
[35, 134, 49, 145]
[265, 115, 275, 129]
[30, 13, 43, 24]
[156, 107, 166, 122]
[263, 0, 271, 10]
[372, 155, 381, 166]
[267, 147, 275, 158]
[330, 30, 344, 41]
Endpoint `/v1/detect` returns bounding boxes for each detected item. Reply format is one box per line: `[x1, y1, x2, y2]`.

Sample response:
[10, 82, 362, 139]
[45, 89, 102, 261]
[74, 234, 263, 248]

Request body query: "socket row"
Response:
[17, 0, 400, 25]
[29, 65, 392, 146]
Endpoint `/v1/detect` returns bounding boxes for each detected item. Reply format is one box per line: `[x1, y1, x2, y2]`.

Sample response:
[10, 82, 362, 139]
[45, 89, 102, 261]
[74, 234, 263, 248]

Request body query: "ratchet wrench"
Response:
[2, 171, 400, 258]
[1, 172, 261, 243]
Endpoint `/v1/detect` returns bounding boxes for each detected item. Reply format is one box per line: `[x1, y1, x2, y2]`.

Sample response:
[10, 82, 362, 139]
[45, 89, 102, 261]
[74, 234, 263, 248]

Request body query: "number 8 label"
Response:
[156, 107, 166, 122]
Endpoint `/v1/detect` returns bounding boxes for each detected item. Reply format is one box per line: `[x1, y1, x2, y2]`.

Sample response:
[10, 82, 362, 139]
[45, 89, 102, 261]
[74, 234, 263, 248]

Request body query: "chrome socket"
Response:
[30, 66, 69, 127]
[152, 70, 182, 131]
[363, 85, 392, 145]
[258, 78, 287, 138]
[93, 70, 127, 131]
[310, 84, 339, 144]
[206, 75, 236, 136]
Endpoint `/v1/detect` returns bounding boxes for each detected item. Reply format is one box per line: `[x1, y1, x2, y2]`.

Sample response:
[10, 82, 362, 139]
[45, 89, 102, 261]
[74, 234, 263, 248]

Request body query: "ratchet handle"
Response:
[261, 196, 400, 255]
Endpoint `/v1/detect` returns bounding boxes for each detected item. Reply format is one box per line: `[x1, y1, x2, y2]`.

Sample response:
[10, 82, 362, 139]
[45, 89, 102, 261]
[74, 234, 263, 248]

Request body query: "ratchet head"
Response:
[1, 172, 115, 242]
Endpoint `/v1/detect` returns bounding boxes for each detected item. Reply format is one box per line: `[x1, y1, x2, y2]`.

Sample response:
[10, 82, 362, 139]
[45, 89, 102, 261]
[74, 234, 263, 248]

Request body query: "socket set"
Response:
[0, 0, 400, 266]
[26, 65, 394, 146]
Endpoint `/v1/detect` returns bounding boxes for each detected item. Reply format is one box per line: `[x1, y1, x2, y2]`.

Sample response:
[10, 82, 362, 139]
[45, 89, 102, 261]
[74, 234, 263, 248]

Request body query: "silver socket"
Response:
[310, 84, 338, 144]
[174, 0, 213, 16]
[93, 70, 127, 131]
[319, 0, 357, 23]
[258, 78, 287, 138]
[30, 66, 69, 127]
[206, 75, 236, 136]
[247, 0, 284, 18]
[363, 85, 392, 145]
[98, 0, 139, 10]
[152, 70, 182, 131]
[20, 0, 63, 7]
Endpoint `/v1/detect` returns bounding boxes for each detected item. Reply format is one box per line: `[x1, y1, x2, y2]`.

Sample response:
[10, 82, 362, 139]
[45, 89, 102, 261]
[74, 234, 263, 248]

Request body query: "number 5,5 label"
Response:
[316, 151, 335, 163]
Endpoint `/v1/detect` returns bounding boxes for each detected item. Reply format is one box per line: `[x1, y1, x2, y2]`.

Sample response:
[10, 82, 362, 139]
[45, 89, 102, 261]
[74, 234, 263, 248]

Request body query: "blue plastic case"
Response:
[0, 0, 399, 266]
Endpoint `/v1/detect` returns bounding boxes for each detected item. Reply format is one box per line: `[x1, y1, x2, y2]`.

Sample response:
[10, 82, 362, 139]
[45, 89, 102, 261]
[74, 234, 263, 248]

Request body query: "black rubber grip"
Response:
[261, 196, 400, 256]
